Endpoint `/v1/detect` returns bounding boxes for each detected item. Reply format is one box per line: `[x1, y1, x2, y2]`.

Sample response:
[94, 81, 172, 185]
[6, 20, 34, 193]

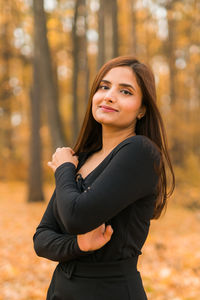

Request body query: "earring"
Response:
[137, 114, 144, 120]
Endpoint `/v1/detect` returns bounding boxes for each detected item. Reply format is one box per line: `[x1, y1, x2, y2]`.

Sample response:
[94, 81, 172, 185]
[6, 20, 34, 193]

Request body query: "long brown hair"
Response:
[74, 56, 175, 219]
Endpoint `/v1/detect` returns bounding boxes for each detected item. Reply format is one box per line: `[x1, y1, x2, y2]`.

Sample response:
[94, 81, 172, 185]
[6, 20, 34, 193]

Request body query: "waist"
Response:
[59, 256, 139, 279]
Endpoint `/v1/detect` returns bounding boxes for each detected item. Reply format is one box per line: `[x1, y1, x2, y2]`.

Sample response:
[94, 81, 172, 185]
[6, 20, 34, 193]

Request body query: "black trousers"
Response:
[47, 257, 147, 300]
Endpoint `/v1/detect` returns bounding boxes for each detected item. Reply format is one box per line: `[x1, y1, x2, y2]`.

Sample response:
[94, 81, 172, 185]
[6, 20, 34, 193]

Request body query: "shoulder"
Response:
[130, 135, 160, 157]
[109, 135, 161, 173]
[127, 134, 156, 147]
[113, 135, 160, 161]
[109, 135, 160, 178]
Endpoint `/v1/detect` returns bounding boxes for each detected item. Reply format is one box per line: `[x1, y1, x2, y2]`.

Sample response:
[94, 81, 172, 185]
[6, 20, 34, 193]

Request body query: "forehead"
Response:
[102, 67, 136, 82]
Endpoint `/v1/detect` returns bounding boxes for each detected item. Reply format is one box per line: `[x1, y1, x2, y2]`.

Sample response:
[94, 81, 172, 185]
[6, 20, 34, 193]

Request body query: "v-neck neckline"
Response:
[76, 135, 137, 181]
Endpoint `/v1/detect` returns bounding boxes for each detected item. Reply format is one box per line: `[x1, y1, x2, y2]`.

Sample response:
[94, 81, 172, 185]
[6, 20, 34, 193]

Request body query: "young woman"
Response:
[33, 56, 175, 299]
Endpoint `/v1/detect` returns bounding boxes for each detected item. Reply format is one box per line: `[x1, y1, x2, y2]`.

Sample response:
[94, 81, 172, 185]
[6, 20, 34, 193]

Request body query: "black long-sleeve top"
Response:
[33, 135, 160, 263]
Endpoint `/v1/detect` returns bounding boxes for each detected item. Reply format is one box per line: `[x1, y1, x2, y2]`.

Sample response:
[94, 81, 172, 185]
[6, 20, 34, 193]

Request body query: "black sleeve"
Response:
[33, 190, 91, 262]
[54, 136, 160, 235]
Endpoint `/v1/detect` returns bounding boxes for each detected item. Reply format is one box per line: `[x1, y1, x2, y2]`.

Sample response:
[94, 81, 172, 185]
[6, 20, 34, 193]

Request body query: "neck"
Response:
[100, 126, 135, 155]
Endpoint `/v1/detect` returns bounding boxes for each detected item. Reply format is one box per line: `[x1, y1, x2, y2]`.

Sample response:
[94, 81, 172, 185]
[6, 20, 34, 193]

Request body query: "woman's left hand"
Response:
[77, 224, 113, 252]
[48, 147, 79, 172]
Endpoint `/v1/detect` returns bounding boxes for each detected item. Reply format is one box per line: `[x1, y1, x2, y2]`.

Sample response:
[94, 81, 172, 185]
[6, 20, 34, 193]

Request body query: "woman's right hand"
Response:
[77, 224, 113, 252]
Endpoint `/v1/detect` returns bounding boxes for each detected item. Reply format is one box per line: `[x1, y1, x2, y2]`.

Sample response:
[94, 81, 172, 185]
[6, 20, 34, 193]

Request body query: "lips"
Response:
[99, 105, 118, 112]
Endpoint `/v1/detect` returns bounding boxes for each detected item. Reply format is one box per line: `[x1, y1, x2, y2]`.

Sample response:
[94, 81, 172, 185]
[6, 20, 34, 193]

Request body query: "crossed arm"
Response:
[33, 190, 113, 262]
[33, 136, 159, 262]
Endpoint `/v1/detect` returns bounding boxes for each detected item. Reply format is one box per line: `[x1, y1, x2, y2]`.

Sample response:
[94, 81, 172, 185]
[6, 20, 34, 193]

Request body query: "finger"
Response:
[47, 161, 53, 168]
[106, 225, 113, 235]
[56, 147, 62, 152]
[47, 161, 56, 172]
[94, 224, 105, 236]
[70, 149, 75, 155]
[104, 225, 113, 241]
[100, 223, 105, 233]
[48, 160, 56, 167]
[65, 147, 75, 154]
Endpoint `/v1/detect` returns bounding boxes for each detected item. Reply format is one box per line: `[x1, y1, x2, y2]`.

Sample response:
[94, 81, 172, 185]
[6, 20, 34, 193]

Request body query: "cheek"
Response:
[92, 95, 99, 117]
[121, 101, 140, 113]
[92, 94, 98, 106]
[92, 91, 104, 109]
[92, 91, 102, 105]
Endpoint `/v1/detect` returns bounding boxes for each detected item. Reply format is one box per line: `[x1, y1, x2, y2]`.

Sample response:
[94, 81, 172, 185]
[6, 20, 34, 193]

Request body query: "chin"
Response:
[93, 116, 116, 126]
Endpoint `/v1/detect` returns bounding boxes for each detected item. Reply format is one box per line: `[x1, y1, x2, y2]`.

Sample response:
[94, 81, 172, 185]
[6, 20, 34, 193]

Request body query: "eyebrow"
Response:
[101, 80, 136, 91]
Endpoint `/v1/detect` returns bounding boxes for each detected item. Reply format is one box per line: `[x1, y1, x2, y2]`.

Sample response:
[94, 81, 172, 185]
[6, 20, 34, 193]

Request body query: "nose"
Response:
[103, 88, 116, 102]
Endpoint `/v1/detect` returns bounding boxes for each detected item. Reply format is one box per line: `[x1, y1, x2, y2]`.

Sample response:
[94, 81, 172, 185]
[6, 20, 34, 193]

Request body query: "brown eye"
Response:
[99, 85, 109, 90]
[121, 89, 132, 95]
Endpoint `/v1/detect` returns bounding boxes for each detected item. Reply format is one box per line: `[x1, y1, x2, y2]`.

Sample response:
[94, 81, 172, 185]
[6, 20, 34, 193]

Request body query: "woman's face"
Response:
[92, 66, 145, 131]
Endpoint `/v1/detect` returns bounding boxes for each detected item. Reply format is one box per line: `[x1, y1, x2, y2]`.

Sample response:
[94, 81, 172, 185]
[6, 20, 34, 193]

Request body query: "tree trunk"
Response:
[72, 0, 89, 143]
[104, 0, 114, 61]
[33, 0, 66, 150]
[112, 0, 119, 58]
[130, 0, 138, 55]
[72, 0, 79, 143]
[165, 5, 177, 104]
[81, 1, 89, 106]
[98, 0, 119, 64]
[27, 0, 46, 202]
[0, 4, 13, 156]
[27, 63, 44, 202]
[98, 0, 106, 69]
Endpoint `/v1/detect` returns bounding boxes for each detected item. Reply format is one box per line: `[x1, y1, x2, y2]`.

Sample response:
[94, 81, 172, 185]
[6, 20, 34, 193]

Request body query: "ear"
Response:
[138, 105, 146, 119]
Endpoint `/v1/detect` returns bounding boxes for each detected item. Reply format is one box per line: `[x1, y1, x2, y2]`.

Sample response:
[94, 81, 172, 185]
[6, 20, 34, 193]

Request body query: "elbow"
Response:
[33, 232, 46, 258]
[33, 241, 42, 258]
[33, 242, 43, 257]
[34, 244, 43, 258]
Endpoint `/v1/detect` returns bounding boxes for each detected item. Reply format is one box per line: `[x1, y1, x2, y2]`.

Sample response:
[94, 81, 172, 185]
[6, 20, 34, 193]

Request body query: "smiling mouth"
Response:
[99, 105, 118, 112]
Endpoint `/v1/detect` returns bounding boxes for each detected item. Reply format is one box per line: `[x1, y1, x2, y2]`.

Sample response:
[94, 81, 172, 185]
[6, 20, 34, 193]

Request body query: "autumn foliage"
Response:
[0, 0, 200, 298]
[1, 182, 200, 299]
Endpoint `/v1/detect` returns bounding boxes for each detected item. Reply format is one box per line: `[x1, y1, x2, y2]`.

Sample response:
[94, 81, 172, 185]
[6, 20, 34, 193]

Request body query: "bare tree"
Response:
[27, 61, 44, 202]
[0, 2, 13, 156]
[72, 0, 89, 143]
[98, 0, 119, 67]
[111, 0, 119, 58]
[165, 6, 177, 104]
[72, 0, 80, 142]
[98, 0, 106, 68]
[130, 0, 138, 55]
[79, 0, 89, 107]
[27, 1, 45, 202]
[33, 0, 66, 150]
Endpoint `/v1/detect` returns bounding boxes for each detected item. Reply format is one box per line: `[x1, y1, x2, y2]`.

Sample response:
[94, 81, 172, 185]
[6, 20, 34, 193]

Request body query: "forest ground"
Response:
[0, 182, 200, 300]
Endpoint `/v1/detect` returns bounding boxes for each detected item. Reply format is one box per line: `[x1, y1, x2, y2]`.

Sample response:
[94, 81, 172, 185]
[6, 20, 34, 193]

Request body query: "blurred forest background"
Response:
[0, 0, 200, 299]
